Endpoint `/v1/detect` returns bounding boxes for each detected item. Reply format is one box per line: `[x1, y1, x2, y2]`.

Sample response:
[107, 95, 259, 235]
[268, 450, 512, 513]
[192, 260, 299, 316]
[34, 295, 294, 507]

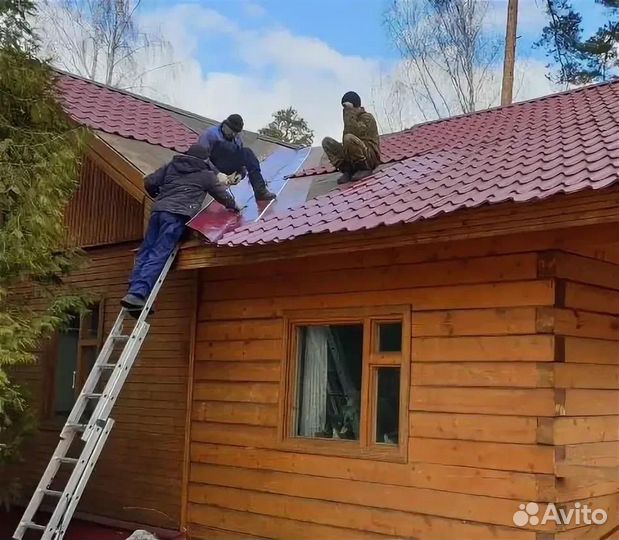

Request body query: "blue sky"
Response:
[145, 0, 394, 62]
[141, 0, 396, 77]
[45, 0, 614, 139]
[139, 0, 612, 73]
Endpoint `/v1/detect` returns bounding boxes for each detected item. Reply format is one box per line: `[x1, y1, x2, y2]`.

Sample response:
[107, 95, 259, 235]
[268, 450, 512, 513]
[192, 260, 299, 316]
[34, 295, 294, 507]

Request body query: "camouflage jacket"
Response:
[343, 107, 380, 167]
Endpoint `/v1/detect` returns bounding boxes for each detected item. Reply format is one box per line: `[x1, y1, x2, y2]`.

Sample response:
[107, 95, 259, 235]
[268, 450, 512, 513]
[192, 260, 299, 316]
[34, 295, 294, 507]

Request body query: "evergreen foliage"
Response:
[538, 0, 618, 84]
[0, 0, 89, 507]
[259, 107, 314, 146]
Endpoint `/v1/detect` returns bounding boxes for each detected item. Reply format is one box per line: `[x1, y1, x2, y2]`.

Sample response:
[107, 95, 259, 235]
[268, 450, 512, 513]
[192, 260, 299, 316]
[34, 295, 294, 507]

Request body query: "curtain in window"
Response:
[298, 327, 328, 437]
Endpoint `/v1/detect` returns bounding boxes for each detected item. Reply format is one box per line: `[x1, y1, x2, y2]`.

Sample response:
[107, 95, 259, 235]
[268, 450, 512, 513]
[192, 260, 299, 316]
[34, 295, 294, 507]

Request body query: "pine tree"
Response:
[537, 0, 618, 84]
[258, 107, 314, 146]
[0, 0, 89, 507]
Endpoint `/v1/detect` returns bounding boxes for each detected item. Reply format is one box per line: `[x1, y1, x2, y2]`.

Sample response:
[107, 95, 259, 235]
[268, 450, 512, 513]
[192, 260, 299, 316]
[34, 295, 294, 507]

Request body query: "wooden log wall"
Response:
[540, 251, 619, 539]
[9, 244, 195, 529]
[64, 157, 144, 248]
[188, 228, 618, 539]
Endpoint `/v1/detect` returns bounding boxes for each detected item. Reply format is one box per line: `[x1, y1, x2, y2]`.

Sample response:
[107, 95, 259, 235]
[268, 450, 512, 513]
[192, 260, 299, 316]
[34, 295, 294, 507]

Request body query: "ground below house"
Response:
[1, 509, 130, 539]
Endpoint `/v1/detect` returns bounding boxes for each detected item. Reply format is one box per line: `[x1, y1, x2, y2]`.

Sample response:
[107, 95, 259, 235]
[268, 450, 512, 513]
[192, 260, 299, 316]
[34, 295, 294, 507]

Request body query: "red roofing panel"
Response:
[298, 80, 619, 177]
[220, 81, 619, 247]
[56, 73, 198, 152]
[187, 147, 311, 242]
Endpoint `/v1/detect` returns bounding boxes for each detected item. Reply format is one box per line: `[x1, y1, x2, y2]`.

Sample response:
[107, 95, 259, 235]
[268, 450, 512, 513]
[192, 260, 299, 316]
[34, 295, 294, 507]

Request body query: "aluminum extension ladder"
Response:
[13, 246, 179, 540]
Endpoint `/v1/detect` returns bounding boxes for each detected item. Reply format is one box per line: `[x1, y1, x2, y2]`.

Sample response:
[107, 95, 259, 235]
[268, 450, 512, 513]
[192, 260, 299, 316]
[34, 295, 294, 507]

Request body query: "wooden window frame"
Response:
[41, 299, 105, 426]
[279, 305, 410, 462]
[76, 299, 105, 390]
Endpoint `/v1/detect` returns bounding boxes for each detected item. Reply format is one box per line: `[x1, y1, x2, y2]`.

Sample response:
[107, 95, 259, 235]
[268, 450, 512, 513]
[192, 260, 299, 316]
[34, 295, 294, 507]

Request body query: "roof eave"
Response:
[176, 186, 619, 270]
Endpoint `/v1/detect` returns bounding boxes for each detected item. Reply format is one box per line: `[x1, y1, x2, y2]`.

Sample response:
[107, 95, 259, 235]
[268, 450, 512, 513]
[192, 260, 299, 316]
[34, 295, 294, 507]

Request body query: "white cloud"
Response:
[485, 0, 548, 37]
[370, 55, 558, 133]
[513, 57, 558, 100]
[138, 4, 236, 57]
[135, 5, 384, 141]
[244, 1, 267, 18]
[38, 1, 562, 142]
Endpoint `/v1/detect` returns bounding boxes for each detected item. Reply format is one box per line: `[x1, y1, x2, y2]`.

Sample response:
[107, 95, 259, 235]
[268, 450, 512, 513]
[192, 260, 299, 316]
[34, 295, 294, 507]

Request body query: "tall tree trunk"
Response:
[501, 0, 519, 106]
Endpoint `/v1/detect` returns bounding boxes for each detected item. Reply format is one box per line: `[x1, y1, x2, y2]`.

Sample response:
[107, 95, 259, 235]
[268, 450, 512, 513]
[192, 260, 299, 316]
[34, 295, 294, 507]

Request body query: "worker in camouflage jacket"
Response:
[322, 91, 381, 184]
[121, 144, 239, 314]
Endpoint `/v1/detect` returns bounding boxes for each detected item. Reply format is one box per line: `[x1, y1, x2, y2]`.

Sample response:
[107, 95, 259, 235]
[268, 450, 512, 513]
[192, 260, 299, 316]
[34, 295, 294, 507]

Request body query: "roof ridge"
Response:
[384, 78, 619, 137]
[53, 67, 299, 149]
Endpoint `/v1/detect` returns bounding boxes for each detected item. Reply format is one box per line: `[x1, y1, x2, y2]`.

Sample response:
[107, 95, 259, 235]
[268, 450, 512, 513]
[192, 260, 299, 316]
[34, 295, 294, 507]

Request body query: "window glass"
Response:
[80, 305, 100, 340]
[378, 322, 402, 352]
[296, 324, 363, 440]
[375, 368, 400, 444]
[51, 303, 100, 418]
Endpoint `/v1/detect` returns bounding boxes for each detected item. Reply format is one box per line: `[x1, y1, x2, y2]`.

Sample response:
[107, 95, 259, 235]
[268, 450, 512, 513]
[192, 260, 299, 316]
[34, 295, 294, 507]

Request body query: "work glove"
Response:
[217, 172, 229, 185]
[224, 194, 241, 213]
[342, 102, 354, 109]
[226, 172, 243, 186]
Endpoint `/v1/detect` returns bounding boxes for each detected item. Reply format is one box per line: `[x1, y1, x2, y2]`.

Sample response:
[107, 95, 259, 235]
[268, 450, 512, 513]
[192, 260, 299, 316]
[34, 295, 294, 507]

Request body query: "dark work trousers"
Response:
[211, 146, 266, 193]
[128, 211, 187, 300]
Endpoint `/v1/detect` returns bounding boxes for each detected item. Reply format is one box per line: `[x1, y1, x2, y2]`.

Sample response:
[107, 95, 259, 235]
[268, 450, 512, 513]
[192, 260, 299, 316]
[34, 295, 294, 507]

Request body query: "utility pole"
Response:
[501, 0, 519, 106]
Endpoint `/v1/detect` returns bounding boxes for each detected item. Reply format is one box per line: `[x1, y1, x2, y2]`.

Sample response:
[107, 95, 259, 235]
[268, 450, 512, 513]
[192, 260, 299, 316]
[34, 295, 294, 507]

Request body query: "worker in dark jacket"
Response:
[121, 144, 238, 312]
[322, 91, 381, 184]
[198, 114, 276, 201]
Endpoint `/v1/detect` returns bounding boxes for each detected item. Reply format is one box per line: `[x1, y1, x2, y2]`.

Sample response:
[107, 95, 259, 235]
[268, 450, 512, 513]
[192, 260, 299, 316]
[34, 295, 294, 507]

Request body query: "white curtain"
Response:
[298, 327, 328, 437]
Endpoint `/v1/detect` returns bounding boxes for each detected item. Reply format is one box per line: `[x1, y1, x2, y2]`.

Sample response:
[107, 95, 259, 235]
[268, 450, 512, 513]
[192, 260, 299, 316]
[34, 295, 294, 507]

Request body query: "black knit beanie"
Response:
[186, 143, 210, 160]
[224, 113, 244, 133]
[341, 91, 361, 108]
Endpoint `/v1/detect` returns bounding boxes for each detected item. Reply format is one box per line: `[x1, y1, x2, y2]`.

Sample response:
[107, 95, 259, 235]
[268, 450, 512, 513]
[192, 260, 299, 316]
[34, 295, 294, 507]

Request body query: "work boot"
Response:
[336, 171, 353, 185]
[121, 293, 145, 310]
[350, 169, 375, 182]
[254, 188, 276, 201]
[248, 171, 276, 201]
[128, 306, 155, 320]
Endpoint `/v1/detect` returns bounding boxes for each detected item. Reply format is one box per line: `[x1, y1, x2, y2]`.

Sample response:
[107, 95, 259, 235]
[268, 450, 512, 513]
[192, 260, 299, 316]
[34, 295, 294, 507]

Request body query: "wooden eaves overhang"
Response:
[176, 186, 619, 270]
[83, 129, 175, 234]
[86, 131, 147, 204]
[75, 131, 619, 272]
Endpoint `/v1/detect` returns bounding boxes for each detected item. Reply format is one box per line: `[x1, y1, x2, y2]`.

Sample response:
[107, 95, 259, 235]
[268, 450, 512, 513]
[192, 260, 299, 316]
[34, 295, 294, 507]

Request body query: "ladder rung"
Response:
[56, 457, 78, 465]
[41, 488, 63, 497]
[22, 521, 46, 531]
[14, 252, 176, 540]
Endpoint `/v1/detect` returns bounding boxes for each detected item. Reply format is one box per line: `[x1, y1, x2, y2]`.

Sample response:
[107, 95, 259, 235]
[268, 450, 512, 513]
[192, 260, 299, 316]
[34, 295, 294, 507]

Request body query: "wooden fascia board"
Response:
[176, 186, 619, 270]
[87, 133, 145, 204]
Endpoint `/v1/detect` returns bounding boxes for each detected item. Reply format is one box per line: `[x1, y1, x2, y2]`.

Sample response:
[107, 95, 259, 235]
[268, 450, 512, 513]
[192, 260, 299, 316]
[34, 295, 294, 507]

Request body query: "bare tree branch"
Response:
[37, 0, 173, 91]
[382, 0, 501, 123]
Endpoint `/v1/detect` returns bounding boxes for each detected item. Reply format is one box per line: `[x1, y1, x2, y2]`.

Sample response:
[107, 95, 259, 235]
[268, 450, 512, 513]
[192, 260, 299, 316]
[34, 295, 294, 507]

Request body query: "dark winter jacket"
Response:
[198, 125, 244, 172]
[144, 154, 236, 218]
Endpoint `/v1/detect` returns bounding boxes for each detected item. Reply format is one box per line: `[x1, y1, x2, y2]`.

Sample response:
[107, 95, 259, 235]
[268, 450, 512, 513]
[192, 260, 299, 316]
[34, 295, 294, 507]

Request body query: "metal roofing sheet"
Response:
[187, 147, 311, 243]
[55, 71, 619, 249]
[219, 81, 619, 246]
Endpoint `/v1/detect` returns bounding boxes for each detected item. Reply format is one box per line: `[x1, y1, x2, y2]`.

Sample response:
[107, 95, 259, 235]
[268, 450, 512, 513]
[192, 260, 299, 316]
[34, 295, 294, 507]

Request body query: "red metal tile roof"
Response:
[220, 81, 619, 246]
[56, 72, 198, 151]
[299, 81, 619, 177]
